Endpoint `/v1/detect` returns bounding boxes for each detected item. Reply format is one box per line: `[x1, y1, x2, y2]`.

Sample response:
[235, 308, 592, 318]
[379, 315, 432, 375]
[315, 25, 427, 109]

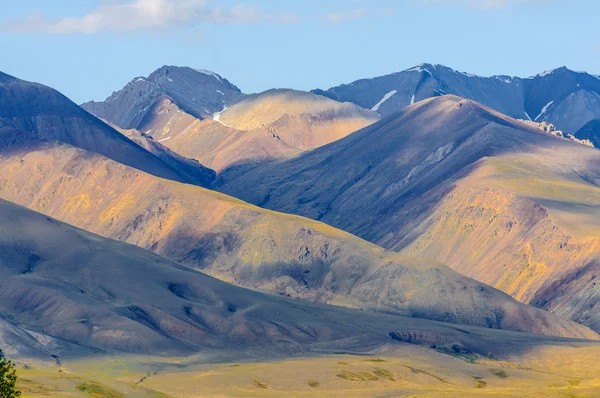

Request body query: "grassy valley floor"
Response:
[15, 343, 600, 397]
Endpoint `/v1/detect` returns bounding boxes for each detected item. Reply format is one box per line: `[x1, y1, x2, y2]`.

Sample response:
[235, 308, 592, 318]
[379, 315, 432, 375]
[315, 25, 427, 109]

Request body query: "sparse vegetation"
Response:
[75, 381, 123, 397]
[253, 380, 268, 389]
[490, 369, 508, 379]
[373, 368, 395, 381]
[473, 376, 487, 388]
[307, 380, 320, 388]
[365, 358, 386, 363]
[438, 346, 479, 363]
[337, 362, 348, 365]
[403, 366, 448, 384]
[336, 370, 379, 382]
[0, 349, 21, 398]
[567, 378, 582, 387]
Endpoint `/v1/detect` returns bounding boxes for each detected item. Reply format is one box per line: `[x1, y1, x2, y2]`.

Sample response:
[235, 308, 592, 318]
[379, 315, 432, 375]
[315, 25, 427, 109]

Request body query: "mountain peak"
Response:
[82, 65, 242, 129]
[527, 66, 580, 79]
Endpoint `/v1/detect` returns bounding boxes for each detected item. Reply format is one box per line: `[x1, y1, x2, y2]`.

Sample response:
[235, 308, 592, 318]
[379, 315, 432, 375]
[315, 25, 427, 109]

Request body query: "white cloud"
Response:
[325, 8, 368, 23]
[420, 0, 555, 8]
[0, 0, 297, 34]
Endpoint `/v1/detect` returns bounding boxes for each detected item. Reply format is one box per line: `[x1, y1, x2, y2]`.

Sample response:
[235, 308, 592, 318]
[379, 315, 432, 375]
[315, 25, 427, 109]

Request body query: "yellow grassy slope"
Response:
[402, 148, 600, 331]
[16, 342, 600, 397]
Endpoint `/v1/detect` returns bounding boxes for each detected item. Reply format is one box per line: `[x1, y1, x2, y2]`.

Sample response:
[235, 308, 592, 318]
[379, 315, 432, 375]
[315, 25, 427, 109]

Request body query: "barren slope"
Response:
[0, 140, 590, 339]
[218, 95, 600, 332]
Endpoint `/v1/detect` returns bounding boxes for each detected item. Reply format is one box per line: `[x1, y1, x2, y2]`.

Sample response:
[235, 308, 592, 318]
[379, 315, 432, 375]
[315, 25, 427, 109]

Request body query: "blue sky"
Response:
[1, 0, 598, 104]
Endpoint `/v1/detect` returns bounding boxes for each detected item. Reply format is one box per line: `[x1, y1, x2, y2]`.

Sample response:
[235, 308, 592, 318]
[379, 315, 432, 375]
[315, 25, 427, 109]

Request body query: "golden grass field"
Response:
[15, 342, 600, 397]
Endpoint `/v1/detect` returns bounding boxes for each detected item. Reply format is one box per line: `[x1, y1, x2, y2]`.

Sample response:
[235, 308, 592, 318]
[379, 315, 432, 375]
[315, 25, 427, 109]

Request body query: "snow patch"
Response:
[213, 104, 229, 126]
[535, 101, 554, 121]
[371, 90, 397, 112]
[135, 78, 146, 83]
[158, 136, 171, 142]
[143, 129, 152, 135]
[524, 112, 532, 121]
[494, 76, 513, 83]
[410, 94, 415, 105]
[405, 64, 433, 75]
[458, 71, 479, 78]
[193, 68, 222, 82]
[527, 68, 564, 79]
[167, 78, 173, 82]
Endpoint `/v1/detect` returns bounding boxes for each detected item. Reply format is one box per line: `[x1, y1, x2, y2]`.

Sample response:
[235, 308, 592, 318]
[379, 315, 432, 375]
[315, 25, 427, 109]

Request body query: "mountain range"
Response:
[3, 62, 600, 396]
[82, 67, 378, 171]
[1, 96, 587, 339]
[313, 63, 600, 135]
[218, 95, 600, 333]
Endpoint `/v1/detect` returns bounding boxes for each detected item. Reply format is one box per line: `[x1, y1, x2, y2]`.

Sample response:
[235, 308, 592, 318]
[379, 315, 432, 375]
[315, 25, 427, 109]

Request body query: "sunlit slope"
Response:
[217, 95, 600, 332]
[0, 141, 592, 339]
[219, 89, 379, 150]
[106, 119, 216, 186]
[401, 150, 600, 331]
[136, 97, 300, 171]
[134, 89, 379, 171]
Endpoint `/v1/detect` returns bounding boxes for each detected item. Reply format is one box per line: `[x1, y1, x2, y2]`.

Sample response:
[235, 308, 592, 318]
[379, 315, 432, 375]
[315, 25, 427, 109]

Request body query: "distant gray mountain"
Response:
[314, 64, 600, 133]
[82, 66, 242, 129]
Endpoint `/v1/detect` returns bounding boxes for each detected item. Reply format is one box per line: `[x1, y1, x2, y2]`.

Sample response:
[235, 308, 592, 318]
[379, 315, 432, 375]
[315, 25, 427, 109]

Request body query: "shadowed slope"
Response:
[575, 118, 600, 147]
[217, 95, 600, 332]
[0, 71, 215, 186]
[0, 140, 592, 340]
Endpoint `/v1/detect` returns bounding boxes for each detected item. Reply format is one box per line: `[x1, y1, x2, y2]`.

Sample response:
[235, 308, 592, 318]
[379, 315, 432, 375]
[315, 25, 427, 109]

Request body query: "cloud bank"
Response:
[0, 0, 297, 34]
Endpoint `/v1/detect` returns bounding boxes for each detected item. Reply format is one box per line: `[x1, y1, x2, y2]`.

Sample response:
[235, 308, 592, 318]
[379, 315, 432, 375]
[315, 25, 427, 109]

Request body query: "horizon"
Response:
[1, 0, 599, 103]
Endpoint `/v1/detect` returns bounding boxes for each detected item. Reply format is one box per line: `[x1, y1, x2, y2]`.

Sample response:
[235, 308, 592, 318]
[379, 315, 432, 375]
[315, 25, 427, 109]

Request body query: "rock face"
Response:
[519, 120, 593, 147]
[81, 66, 242, 129]
[0, 71, 215, 187]
[0, 138, 593, 340]
[314, 64, 600, 133]
[86, 85, 379, 172]
[217, 95, 600, 333]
